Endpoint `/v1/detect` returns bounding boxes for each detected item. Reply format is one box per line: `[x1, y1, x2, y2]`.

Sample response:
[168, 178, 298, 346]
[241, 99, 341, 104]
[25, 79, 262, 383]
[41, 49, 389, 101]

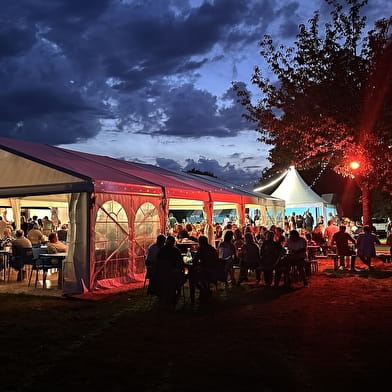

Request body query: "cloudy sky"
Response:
[0, 0, 388, 186]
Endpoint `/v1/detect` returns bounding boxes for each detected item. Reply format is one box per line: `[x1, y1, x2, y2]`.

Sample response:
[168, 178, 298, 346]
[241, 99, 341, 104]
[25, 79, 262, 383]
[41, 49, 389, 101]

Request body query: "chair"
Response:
[29, 248, 60, 288]
[8, 248, 34, 282]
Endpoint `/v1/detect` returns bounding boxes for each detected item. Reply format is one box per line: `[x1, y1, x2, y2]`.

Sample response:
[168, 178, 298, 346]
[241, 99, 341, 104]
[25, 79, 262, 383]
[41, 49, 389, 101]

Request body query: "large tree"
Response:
[234, 0, 392, 225]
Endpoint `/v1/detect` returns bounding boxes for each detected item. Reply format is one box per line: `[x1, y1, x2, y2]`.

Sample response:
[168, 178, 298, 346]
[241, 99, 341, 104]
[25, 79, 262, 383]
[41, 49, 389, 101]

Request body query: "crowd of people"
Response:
[145, 212, 391, 309]
[0, 214, 69, 282]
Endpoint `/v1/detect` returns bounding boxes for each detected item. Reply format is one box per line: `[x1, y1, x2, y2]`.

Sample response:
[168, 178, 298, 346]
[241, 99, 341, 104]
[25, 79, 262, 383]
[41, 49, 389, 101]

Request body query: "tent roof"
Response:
[183, 172, 285, 206]
[0, 137, 162, 197]
[271, 166, 328, 207]
[0, 137, 284, 206]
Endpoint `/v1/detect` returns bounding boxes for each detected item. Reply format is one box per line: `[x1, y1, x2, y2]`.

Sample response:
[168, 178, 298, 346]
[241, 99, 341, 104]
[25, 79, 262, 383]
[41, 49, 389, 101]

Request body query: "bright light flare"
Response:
[349, 161, 360, 170]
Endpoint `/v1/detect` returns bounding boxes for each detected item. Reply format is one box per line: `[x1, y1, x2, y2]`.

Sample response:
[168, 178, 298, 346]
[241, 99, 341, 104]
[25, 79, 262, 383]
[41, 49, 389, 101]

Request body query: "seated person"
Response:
[0, 227, 14, 249]
[285, 229, 308, 287]
[185, 223, 198, 242]
[27, 224, 45, 247]
[11, 229, 32, 281]
[0, 227, 14, 271]
[305, 232, 318, 260]
[47, 232, 68, 254]
[311, 223, 327, 255]
[57, 224, 68, 243]
[189, 235, 219, 303]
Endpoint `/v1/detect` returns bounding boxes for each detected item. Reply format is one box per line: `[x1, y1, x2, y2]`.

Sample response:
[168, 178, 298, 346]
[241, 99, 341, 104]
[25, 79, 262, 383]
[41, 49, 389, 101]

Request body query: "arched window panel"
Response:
[93, 200, 129, 285]
[134, 202, 160, 274]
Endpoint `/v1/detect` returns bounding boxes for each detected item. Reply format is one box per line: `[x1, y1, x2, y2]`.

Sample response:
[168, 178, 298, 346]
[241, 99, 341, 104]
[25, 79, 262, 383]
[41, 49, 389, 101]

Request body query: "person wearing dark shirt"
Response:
[145, 234, 166, 295]
[153, 235, 186, 308]
[189, 235, 219, 303]
[57, 224, 68, 243]
[356, 225, 381, 270]
[238, 233, 260, 285]
[331, 225, 356, 270]
[286, 229, 308, 287]
[260, 230, 284, 286]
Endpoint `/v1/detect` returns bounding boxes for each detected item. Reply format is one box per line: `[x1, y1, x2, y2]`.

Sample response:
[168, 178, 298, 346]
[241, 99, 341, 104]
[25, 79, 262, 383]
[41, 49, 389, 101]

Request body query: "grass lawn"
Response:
[1, 257, 392, 391]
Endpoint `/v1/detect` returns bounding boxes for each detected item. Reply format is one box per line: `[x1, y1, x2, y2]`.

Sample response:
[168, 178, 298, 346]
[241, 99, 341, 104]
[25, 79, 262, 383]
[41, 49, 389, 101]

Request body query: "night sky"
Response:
[0, 0, 387, 185]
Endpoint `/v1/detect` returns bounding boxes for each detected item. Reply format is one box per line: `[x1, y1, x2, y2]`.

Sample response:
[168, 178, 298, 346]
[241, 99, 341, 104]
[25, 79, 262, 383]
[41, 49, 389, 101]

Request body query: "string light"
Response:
[310, 163, 328, 188]
[253, 169, 289, 192]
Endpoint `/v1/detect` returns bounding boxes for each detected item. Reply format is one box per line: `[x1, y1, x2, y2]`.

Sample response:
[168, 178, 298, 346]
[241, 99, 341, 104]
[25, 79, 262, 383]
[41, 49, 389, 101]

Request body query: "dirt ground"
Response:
[1, 257, 392, 392]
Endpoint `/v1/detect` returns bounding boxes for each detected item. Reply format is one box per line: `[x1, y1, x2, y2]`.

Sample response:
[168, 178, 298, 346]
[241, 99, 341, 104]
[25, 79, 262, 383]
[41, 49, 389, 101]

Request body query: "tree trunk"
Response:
[361, 183, 372, 226]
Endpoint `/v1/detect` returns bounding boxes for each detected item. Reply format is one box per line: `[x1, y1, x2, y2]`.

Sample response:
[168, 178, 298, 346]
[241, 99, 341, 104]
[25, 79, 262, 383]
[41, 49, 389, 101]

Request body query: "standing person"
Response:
[331, 225, 356, 270]
[387, 218, 392, 233]
[323, 219, 339, 252]
[42, 216, 54, 237]
[356, 225, 381, 270]
[167, 213, 178, 232]
[222, 214, 230, 229]
[283, 216, 290, 233]
[237, 233, 260, 285]
[20, 216, 29, 236]
[317, 215, 324, 226]
[259, 230, 284, 286]
[233, 228, 245, 261]
[214, 224, 223, 247]
[295, 213, 304, 229]
[386, 229, 392, 259]
[274, 226, 286, 246]
[217, 230, 237, 286]
[27, 215, 39, 232]
[221, 222, 233, 241]
[256, 226, 268, 246]
[145, 234, 166, 295]
[154, 235, 186, 309]
[289, 212, 296, 230]
[304, 211, 314, 232]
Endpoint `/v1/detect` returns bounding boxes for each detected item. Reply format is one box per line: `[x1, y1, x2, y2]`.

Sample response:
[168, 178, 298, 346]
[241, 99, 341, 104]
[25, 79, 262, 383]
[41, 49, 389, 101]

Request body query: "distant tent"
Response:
[268, 166, 336, 221]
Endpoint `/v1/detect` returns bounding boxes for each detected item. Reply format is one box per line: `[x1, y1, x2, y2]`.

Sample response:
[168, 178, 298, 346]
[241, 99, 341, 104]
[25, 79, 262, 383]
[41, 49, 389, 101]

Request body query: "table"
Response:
[177, 240, 198, 254]
[40, 253, 67, 289]
[0, 249, 11, 281]
[307, 245, 321, 260]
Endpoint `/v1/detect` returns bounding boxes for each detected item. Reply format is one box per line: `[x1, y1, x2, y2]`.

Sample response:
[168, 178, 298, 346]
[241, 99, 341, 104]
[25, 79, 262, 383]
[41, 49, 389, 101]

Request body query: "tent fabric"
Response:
[271, 166, 328, 207]
[0, 136, 286, 296]
[0, 137, 163, 196]
[270, 166, 336, 220]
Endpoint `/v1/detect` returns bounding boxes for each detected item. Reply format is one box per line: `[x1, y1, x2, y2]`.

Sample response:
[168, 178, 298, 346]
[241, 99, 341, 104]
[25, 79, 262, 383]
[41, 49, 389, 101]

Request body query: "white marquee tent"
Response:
[267, 166, 337, 221]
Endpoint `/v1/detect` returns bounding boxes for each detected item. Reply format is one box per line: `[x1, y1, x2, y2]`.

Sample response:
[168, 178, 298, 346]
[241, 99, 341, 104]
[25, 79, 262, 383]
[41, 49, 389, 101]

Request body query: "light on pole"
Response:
[349, 161, 360, 171]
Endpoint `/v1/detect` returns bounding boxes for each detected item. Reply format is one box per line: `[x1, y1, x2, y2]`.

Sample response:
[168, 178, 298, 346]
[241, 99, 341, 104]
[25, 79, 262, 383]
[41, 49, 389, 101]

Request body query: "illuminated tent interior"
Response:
[0, 137, 284, 296]
[268, 166, 337, 221]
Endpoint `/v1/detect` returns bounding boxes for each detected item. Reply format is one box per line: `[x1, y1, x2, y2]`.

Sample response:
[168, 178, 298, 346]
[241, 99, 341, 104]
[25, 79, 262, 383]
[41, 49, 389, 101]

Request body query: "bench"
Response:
[376, 252, 391, 263]
[306, 260, 318, 275]
[328, 253, 356, 270]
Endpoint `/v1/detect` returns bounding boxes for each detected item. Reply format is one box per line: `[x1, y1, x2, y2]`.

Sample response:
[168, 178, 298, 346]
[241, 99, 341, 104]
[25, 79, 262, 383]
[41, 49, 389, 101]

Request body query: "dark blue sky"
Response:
[0, 0, 387, 185]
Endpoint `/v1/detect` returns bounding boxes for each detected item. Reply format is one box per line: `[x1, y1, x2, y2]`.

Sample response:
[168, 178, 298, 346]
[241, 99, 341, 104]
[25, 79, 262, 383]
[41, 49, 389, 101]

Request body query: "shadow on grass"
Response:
[323, 267, 392, 280]
[140, 282, 303, 315]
